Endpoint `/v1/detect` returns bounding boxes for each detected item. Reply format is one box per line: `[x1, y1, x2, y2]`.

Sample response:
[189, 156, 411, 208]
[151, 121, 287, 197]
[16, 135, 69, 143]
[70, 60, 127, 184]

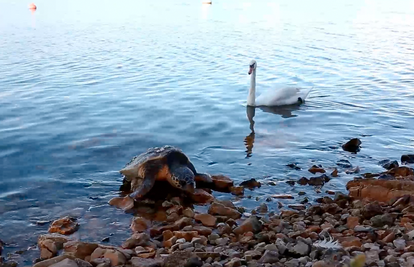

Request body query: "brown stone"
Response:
[401, 217, 412, 225]
[90, 247, 107, 261]
[131, 217, 150, 232]
[376, 230, 387, 240]
[208, 202, 241, 219]
[194, 213, 217, 227]
[174, 217, 193, 229]
[163, 230, 174, 241]
[149, 224, 177, 237]
[192, 226, 212, 236]
[39, 239, 58, 259]
[339, 236, 362, 248]
[136, 247, 156, 259]
[38, 234, 70, 259]
[63, 241, 99, 260]
[347, 179, 414, 203]
[387, 166, 414, 177]
[281, 210, 299, 217]
[182, 208, 195, 218]
[108, 196, 135, 211]
[346, 216, 360, 229]
[32, 255, 76, 267]
[190, 189, 215, 204]
[382, 232, 396, 243]
[306, 225, 321, 233]
[166, 206, 182, 216]
[211, 175, 234, 190]
[331, 168, 338, 177]
[308, 165, 326, 174]
[239, 232, 254, 244]
[163, 237, 177, 248]
[309, 232, 319, 240]
[321, 222, 333, 231]
[48, 216, 79, 235]
[122, 233, 150, 249]
[104, 249, 127, 266]
[233, 216, 262, 235]
[173, 231, 199, 242]
[230, 186, 244, 196]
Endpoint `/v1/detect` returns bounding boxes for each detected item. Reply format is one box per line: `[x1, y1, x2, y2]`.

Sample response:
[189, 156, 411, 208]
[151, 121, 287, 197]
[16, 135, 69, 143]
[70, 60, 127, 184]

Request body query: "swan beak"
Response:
[248, 67, 253, 75]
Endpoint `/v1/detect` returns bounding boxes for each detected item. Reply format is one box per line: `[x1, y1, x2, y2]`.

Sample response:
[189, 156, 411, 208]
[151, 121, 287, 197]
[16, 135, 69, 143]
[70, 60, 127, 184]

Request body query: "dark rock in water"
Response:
[287, 163, 301, 170]
[308, 174, 330, 186]
[240, 178, 261, 189]
[308, 165, 326, 174]
[379, 159, 399, 170]
[342, 138, 361, 153]
[402, 155, 414, 164]
[336, 159, 352, 168]
[297, 177, 309, 185]
[286, 180, 295, 186]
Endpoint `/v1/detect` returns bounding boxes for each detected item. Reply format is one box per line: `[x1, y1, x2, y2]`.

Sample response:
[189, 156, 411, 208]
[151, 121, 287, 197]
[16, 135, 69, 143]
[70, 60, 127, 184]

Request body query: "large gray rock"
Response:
[131, 257, 163, 267]
[49, 259, 78, 267]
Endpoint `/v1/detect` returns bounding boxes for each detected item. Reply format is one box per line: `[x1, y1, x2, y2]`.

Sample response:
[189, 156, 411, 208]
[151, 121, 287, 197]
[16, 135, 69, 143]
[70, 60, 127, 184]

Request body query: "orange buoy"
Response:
[28, 3, 37, 10]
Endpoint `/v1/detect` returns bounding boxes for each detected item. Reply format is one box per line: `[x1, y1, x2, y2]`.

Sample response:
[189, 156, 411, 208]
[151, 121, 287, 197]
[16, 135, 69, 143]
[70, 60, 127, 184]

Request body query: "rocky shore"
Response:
[1, 140, 414, 267]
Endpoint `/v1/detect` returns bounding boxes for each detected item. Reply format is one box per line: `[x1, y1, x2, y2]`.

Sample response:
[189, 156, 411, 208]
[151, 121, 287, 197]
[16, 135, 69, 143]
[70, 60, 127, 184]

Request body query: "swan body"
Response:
[247, 60, 311, 107]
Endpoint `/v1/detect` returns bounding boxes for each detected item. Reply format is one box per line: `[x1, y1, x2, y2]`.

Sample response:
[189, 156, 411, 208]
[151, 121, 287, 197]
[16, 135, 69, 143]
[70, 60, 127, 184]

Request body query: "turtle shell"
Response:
[120, 145, 190, 183]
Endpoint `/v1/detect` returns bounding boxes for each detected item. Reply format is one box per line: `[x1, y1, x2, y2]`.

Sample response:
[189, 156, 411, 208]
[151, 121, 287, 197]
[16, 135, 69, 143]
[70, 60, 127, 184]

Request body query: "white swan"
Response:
[247, 60, 312, 107]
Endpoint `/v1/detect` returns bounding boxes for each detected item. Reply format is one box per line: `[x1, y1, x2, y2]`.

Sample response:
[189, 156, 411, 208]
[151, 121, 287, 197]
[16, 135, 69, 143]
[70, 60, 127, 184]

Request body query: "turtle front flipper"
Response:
[186, 161, 213, 185]
[108, 196, 134, 211]
[195, 173, 213, 183]
[129, 176, 156, 200]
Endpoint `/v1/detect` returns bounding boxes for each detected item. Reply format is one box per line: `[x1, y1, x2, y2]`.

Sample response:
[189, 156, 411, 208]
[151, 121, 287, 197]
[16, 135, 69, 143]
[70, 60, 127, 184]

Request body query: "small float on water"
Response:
[28, 3, 37, 10]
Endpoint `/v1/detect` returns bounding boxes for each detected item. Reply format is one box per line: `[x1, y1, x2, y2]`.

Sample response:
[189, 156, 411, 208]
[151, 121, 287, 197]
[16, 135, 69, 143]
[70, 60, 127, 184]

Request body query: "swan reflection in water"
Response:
[244, 104, 301, 158]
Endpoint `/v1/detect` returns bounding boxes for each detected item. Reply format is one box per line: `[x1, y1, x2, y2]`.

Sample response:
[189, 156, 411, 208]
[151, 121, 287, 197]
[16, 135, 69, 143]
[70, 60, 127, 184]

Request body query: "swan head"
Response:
[248, 60, 257, 75]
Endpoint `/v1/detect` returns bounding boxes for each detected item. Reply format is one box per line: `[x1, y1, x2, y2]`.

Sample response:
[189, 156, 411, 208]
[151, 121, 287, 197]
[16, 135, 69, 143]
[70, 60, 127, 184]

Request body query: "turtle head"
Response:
[168, 164, 195, 194]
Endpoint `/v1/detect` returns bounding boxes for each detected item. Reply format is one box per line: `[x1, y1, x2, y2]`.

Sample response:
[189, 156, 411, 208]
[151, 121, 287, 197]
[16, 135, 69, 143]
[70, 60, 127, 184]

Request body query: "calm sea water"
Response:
[1, 0, 414, 264]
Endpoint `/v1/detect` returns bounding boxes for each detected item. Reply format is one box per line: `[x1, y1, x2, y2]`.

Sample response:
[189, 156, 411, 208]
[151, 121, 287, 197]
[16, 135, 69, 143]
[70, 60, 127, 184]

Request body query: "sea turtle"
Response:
[120, 145, 213, 200]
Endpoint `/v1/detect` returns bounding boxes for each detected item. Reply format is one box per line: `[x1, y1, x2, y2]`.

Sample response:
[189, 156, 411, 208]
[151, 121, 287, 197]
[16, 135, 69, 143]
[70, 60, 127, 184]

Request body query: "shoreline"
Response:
[1, 143, 414, 267]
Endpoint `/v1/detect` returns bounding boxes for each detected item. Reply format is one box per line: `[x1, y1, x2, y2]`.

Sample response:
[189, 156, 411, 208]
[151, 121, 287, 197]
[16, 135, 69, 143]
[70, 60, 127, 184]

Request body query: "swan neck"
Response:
[248, 70, 256, 106]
